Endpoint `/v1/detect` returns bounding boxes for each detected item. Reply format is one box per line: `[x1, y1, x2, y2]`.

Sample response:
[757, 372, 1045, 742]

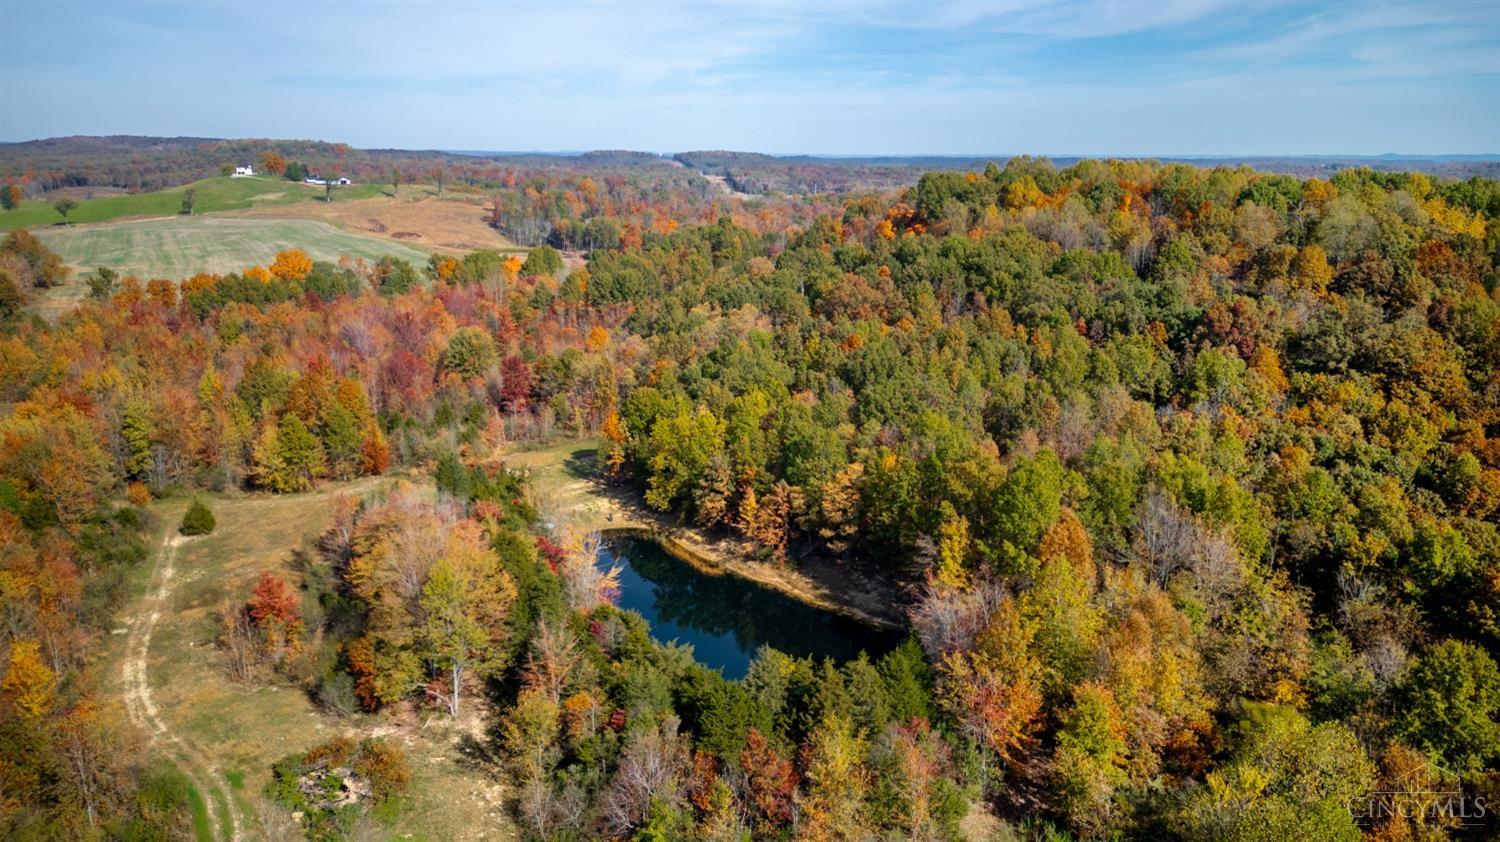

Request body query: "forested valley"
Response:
[1, 156, 1498, 840]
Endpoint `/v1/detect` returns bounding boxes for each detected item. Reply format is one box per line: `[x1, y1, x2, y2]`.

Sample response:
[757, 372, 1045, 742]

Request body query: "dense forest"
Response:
[671, 150, 1500, 196]
[1, 156, 1498, 839]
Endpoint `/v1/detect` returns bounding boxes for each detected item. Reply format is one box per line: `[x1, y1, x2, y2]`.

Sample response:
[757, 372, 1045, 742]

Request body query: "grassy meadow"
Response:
[33, 216, 431, 280]
[105, 478, 516, 841]
[0, 175, 393, 230]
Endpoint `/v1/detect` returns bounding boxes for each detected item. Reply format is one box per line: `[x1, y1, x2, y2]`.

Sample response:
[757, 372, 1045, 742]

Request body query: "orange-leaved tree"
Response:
[269, 249, 313, 282]
[246, 571, 303, 664]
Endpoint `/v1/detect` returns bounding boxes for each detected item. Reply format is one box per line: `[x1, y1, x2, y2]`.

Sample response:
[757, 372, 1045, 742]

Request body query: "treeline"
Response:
[0, 229, 68, 317]
[0, 496, 181, 837]
[487, 170, 717, 248]
[674, 150, 993, 196]
[0, 136, 699, 203]
[0, 138, 367, 194]
[0, 245, 616, 507]
[484, 168, 851, 251]
[675, 150, 1500, 196]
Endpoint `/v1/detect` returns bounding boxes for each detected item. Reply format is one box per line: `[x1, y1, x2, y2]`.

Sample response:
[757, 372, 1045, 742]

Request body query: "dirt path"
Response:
[121, 530, 244, 841]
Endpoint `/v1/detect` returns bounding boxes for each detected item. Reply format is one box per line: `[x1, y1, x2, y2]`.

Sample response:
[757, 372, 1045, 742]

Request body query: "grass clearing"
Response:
[502, 438, 608, 530]
[30, 277, 91, 322]
[109, 476, 516, 841]
[0, 175, 392, 230]
[229, 191, 526, 255]
[33, 215, 430, 281]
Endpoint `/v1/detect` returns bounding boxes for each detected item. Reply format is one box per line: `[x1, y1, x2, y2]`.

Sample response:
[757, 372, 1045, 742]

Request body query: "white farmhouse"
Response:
[232, 165, 254, 177]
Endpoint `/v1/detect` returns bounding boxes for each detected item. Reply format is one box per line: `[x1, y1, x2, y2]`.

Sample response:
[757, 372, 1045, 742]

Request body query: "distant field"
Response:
[34, 216, 430, 280]
[0, 175, 391, 230]
[230, 192, 527, 255]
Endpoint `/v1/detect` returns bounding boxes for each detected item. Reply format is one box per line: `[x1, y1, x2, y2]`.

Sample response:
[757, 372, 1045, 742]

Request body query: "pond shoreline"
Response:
[603, 534, 902, 678]
[503, 442, 907, 631]
[602, 524, 905, 631]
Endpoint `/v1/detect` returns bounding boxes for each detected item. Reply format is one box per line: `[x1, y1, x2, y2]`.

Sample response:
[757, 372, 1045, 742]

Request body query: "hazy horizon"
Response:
[6, 138, 1498, 162]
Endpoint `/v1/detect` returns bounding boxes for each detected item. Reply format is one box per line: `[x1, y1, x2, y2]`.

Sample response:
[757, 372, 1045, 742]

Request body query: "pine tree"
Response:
[277, 414, 325, 491]
[179, 498, 216, 535]
[121, 398, 155, 480]
[251, 421, 288, 491]
[321, 403, 363, 479]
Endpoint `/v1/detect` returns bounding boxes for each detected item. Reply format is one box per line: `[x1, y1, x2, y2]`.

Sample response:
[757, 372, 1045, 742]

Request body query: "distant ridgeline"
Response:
[2, 135, 1496, 197]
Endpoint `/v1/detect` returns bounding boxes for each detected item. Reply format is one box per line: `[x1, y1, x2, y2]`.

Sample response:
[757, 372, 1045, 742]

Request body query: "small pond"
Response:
[599, 534, 902, 680]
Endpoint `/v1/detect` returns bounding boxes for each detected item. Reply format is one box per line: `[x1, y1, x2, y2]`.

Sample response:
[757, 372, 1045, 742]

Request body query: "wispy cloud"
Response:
[1, 0, 1495, 154]
[1196, 1, 1496, 69]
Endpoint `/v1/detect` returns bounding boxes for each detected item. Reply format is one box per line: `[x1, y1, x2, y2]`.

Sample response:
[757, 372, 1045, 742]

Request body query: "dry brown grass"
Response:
[229, 191, 526, 256]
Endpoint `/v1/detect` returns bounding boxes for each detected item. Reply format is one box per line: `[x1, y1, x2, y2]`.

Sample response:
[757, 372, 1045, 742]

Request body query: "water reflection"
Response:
[600, 535, 901, 680]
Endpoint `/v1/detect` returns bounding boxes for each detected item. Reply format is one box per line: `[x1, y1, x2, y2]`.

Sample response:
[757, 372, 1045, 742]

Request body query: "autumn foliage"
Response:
[246, 571, 303, 662]
[2, 154, 1499, 839]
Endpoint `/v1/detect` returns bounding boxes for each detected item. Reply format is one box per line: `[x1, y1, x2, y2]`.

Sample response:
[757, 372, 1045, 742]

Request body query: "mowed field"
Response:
[105, 478, 516, 841]
[0, 175, 391, 230]
[34, 216, 431, 280]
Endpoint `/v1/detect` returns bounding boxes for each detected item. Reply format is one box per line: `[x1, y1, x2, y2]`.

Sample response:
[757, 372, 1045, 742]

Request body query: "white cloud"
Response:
[2, 0, 1495, 153]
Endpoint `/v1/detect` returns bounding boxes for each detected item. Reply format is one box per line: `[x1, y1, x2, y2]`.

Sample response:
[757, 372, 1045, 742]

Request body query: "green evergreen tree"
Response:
[179, 499, 216, 535]
[321, 403, 363, 480]
[277, 414, 326, 491]
[520, 245, 563, 278]
[121, 399, 155, 480]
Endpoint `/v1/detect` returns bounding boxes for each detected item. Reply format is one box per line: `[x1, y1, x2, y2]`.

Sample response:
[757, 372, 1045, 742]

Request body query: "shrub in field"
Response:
[179, 499, 216, 535]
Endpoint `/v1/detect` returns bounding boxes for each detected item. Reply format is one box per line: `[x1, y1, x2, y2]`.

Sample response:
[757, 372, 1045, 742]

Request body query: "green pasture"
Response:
[0, 175, 393, 231]
[34, 216, 430, 280]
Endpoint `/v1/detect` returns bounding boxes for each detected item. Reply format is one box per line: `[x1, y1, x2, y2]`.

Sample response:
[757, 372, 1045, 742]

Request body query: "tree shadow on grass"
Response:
[454, 729, 504, 774]
[562, 448, 599, 480]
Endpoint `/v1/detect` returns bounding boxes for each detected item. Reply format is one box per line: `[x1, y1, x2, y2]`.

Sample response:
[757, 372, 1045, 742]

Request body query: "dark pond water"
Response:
[600, 535, 901, 680]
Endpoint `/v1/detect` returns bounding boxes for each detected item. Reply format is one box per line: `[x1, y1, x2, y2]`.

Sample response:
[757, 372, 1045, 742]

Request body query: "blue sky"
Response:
[2, 0, 1496, 155]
